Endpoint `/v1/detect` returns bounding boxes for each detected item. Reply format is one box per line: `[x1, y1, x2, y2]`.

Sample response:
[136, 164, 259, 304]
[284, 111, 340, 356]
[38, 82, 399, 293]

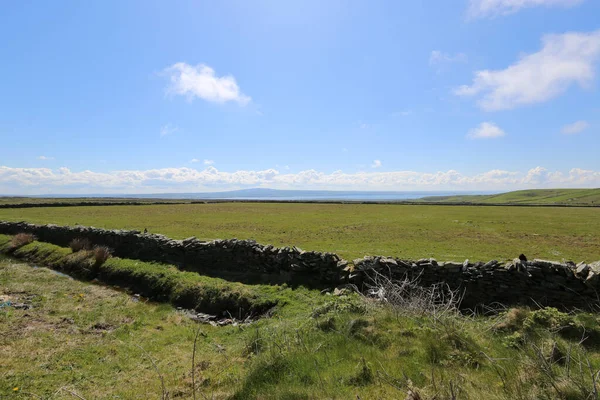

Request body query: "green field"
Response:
[0, 196, 187, 205]
[0, 202, 599, 261]
[421, 188, 600, 206]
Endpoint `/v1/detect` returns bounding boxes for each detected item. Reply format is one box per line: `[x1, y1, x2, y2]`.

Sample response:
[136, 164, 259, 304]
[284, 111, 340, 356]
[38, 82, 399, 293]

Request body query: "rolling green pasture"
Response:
[421, 188, 600, 205]
[0, 197, 186, 205]
[0, 202, 598, 261]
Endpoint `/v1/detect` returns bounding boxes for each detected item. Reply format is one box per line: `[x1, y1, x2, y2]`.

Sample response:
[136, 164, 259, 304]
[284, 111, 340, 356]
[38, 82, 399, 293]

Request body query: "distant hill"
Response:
[419, 188, 600, 206]
[2, 188, 599, 206]
[3, 189, 489, 202]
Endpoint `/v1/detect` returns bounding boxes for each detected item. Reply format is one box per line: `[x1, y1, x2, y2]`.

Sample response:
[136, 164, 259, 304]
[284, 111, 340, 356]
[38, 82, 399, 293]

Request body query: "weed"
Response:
[92, 246, 112, 266]
[243, 327, 264, 356]
[422, 331, 450, 364]
[9, 233, 35, 251]
[311, 295, 366, 318]
[69, 237, 92, 252]
[494, 308, 529, 332]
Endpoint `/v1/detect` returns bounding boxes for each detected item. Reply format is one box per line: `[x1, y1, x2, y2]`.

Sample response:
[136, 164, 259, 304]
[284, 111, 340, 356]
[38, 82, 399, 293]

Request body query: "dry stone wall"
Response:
[350, 256, 600, 310]
[0, 221, 344, 287]
[1, 221, 599, 310]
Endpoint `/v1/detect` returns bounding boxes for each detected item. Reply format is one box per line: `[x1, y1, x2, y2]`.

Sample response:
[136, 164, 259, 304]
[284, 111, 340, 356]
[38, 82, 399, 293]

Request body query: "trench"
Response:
[0, 238, 280, 321]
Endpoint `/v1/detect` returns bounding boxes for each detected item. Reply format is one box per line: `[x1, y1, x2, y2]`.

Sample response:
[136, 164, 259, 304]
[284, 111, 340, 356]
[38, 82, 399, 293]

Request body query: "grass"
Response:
[420, 188, 600, 206]
[4, 247, 600, 399]
[0, 197, 189, 205]
[0, 235, 281, 317]
[1, 202, 599, 261]
[2, 196, 600, 398]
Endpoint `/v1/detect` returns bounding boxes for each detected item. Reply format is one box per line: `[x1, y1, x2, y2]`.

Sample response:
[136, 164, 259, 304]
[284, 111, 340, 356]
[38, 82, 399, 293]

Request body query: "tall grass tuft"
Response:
[9, 233, 35, 251]
[93, 245, 112, 266]
[69, 237, 92, 252]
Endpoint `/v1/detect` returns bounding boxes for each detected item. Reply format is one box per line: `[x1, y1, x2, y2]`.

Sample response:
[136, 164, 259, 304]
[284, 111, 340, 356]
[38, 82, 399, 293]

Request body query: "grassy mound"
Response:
[0, 234, 279, 317]
[421, 188, 600, 206]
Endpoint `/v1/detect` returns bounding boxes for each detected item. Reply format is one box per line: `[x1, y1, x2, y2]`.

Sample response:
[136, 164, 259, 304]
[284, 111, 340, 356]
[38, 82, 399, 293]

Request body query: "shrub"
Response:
[69, 237, 92, 252]
[311, 295, 366, 318]
[525, 307, 572, 331]
[10, 233, 35, 250]
[363, 269, 461, 317]
[93, 246, 112, 266]
[494, 308, 529, 332]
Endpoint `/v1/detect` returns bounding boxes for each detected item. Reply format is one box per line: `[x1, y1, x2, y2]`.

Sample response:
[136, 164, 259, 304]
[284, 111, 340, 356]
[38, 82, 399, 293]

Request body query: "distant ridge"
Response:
[418, 188, 600, 206]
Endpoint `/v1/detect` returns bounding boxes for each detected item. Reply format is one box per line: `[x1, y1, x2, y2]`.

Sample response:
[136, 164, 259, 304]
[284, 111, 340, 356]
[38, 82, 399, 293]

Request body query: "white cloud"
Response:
[468, 0, 584, 18]
[37, 156, 54, 160]
[163, 62, 250, 105]
[1, 165, 600, 194]
[561, 120, 590, 134]
[429, 51, 468, 65]
[160, 124, 178, 137]
[191, 159, 214, 165]
[456, 30, 600, 111]
[371, 160, 382, 168]
[467, 122, 506, 139]
[391, 110, 413, 117]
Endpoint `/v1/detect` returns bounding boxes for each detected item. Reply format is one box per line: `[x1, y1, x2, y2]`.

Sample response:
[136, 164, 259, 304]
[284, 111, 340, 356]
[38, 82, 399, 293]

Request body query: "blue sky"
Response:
[1, 0, 599, 194]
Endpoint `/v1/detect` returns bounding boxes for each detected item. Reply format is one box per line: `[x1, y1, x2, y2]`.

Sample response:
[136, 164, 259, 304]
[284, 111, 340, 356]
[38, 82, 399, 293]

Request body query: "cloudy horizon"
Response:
[1, 165, 599, 195]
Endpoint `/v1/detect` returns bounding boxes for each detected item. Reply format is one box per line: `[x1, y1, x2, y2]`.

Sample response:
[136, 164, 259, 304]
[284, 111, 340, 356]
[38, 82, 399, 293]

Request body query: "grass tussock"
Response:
[9, 233, 35, 251]
[92, 245, 112, 265]
[69, 237, 92, 252]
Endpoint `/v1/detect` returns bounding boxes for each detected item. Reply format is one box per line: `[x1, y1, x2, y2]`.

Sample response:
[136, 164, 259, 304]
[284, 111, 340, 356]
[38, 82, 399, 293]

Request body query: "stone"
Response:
[333, 288, 350, 296]
[379, 257, 398, 267]
[290, 263, 305, 271]
[442, 261, 462, 271]
[532, 259, 567, 269]
[590, 261, 600, 273]
[585, 271, 599, 287]
[575, 262, 589, 277]
[512, 258, 530, 274]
